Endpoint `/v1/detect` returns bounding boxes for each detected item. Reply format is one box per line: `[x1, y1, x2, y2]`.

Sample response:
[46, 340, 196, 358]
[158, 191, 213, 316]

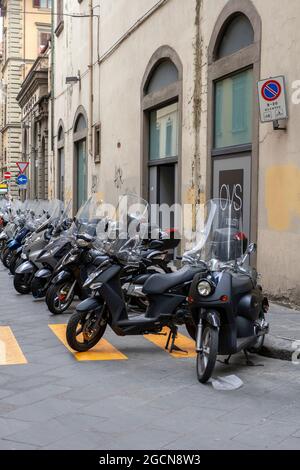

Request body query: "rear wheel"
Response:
[14, 272, 32, 295]
[66, 310, 107, 352]
[46, 281, 75, 315]
[2, 248, 13, 268]
[197, 326, 219, 384]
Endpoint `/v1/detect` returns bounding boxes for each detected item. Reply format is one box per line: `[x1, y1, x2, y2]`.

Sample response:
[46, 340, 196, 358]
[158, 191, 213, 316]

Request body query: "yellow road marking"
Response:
[0, 327, 28, 365]
[145, 326, 196, 358]
[49, 324, 127, 361]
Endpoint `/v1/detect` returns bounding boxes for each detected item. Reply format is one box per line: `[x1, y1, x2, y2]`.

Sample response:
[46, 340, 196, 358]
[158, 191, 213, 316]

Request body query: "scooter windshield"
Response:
[183, 199, 245, 268]
[70, 194, 108, 238]
[102, 194, 149, 263]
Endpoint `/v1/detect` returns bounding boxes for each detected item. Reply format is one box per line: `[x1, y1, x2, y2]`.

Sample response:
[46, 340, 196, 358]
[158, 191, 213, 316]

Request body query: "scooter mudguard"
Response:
[7, 240, 19, 250]
[206, 310, 220, 329]
[16, 246, 23, 255]
[52, 270, 72, 284]
[15, 261, 36, 275]
[35, 268, 52, 280]
[76, 297, 102, 313]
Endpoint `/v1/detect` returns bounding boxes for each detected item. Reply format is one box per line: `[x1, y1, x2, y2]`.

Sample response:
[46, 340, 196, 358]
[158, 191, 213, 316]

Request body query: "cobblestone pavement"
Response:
[0, 265, 300, 450]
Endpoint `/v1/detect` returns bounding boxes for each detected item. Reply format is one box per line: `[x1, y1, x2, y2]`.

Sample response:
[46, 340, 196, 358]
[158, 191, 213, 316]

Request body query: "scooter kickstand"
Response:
[166, 326, 188, 355]
[165, 329, 172, 350]
[243, 349, 255, 367]
[224, 355, 231, 365]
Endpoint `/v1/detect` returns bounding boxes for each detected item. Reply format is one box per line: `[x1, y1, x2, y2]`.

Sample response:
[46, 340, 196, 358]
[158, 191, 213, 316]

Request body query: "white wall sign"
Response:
[257, 76, 288, 122]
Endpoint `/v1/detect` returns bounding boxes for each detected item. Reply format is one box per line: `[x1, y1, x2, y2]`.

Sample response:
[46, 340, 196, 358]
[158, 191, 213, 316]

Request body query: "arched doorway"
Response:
[207, 1, 261, 245]
[141, 46, 183, 230]
[57, 124, 65, 201]
[73, 111, 88, 211]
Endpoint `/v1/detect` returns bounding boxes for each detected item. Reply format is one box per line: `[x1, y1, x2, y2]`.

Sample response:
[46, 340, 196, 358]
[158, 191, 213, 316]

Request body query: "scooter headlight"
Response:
[197, 280, 213, 297]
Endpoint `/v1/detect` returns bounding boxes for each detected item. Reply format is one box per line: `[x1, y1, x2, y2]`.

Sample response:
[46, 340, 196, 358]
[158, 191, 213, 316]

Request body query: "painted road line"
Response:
[0, 327, 28, 365]
[49, 324, 128, 361]
[145, 326, 196, 358]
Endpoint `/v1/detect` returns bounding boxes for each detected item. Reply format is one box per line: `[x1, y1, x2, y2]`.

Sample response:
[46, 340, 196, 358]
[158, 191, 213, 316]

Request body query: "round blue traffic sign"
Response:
[261, 79, 282, 102]
[17, 174, 28, 185]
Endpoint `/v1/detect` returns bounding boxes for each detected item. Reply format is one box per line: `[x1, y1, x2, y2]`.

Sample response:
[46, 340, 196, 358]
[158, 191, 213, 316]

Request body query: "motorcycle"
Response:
[46, 195, 180, 315]
[30, 202, 73, 299]
[13, 200, 63, 294]
[45, 196, 108, 314]
[65, 194, 201, 354]
[184, 199, 269, 383]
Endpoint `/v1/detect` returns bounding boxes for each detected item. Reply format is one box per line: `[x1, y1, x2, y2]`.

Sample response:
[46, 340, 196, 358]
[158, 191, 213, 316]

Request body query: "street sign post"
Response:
[257, 76, 288, 123]
[17, 174, 28, 186]
[3, 172, 11, 180]
[16, 162, 29, 174]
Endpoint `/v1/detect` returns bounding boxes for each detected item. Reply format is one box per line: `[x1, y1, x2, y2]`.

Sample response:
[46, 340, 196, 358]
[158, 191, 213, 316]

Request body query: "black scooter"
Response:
[182, 198, 270, 383]
[66, 239, 203, 353]
[189, 242, 269, 383]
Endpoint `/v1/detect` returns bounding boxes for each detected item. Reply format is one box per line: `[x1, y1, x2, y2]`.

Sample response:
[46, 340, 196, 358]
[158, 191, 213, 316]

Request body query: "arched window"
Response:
[73, 110, 88, 211]
[141, 48, 182, 231]
[57, 124, 65, 201]
[74, 114, 87, 133]
[145, 60, 179, 94]
[216, 14, 254, 60]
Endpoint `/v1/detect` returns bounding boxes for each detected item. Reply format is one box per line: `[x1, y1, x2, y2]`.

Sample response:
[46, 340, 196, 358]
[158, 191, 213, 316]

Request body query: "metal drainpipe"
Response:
[89, 0, 94, 165]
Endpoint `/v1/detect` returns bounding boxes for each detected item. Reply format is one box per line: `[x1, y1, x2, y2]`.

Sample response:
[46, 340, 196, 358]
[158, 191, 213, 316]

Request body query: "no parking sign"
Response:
[257, 76, 288, 122]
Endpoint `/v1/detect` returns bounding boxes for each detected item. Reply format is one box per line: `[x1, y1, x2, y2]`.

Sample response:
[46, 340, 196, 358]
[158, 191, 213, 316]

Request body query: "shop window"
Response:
[149, 103, 178, 160]
[94, 124, 101, 163]
[33, 0, 52, 8]
[39, 31, 51, 53]
[214, 69, 253, 149]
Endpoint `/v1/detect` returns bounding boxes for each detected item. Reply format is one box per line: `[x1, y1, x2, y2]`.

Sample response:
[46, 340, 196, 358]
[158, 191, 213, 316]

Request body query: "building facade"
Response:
[0, 0, 51, 197]
[51, 0, 300, 305]
[16, 51, 49, 199]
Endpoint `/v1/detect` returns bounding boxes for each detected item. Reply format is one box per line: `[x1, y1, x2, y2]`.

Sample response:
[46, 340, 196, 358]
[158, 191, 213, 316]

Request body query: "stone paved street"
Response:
[0, 264, 300, 450]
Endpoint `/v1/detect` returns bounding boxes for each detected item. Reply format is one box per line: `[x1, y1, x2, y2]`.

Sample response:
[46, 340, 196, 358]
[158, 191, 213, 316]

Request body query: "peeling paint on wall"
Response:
[266, 165, 300, 231]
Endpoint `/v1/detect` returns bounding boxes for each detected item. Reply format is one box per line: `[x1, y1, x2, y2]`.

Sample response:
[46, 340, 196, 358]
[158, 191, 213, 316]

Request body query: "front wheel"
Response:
[46, 281, 75, 315]
[196, 326, 219, 384]
[66, 310, 107, 352]
[14, 272, 32, 295]
[9, 253, 20, 275]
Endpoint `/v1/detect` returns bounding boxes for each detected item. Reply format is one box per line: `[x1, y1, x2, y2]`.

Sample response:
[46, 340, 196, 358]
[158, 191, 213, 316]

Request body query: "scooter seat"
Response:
[232, 273, 253, 295]
[93, 255, 109, 267]
[133, 274, 151, 285]
[143, 266, 202, 295]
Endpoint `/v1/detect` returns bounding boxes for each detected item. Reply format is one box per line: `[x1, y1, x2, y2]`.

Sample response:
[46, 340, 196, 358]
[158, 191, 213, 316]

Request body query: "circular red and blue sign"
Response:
[261, 79, 282, 102]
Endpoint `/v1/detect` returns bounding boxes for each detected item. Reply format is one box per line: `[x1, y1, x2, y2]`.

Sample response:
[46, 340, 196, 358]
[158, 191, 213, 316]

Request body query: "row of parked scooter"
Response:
[0, 195, 269, 383]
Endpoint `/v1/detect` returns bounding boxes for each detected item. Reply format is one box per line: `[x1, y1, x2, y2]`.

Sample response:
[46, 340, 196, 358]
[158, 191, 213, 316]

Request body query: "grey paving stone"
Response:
[42, 430, 116, 450]
[277, 437, 300, 450]
[3, 419, 75, 447]
[5, 397, 85, 423]
[233, 420, 300, 448]
[0, 417, 31, 439]
[2, 384, 71, 407]
[0, 439, 37, 450]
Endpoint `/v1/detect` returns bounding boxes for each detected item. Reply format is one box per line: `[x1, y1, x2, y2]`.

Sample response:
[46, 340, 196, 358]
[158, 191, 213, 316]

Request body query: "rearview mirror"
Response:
[247, 243, 257, 255]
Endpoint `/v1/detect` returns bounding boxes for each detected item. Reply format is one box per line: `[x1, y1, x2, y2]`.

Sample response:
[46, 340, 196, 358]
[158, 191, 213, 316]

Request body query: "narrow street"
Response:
[0, 265, 299, 450]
